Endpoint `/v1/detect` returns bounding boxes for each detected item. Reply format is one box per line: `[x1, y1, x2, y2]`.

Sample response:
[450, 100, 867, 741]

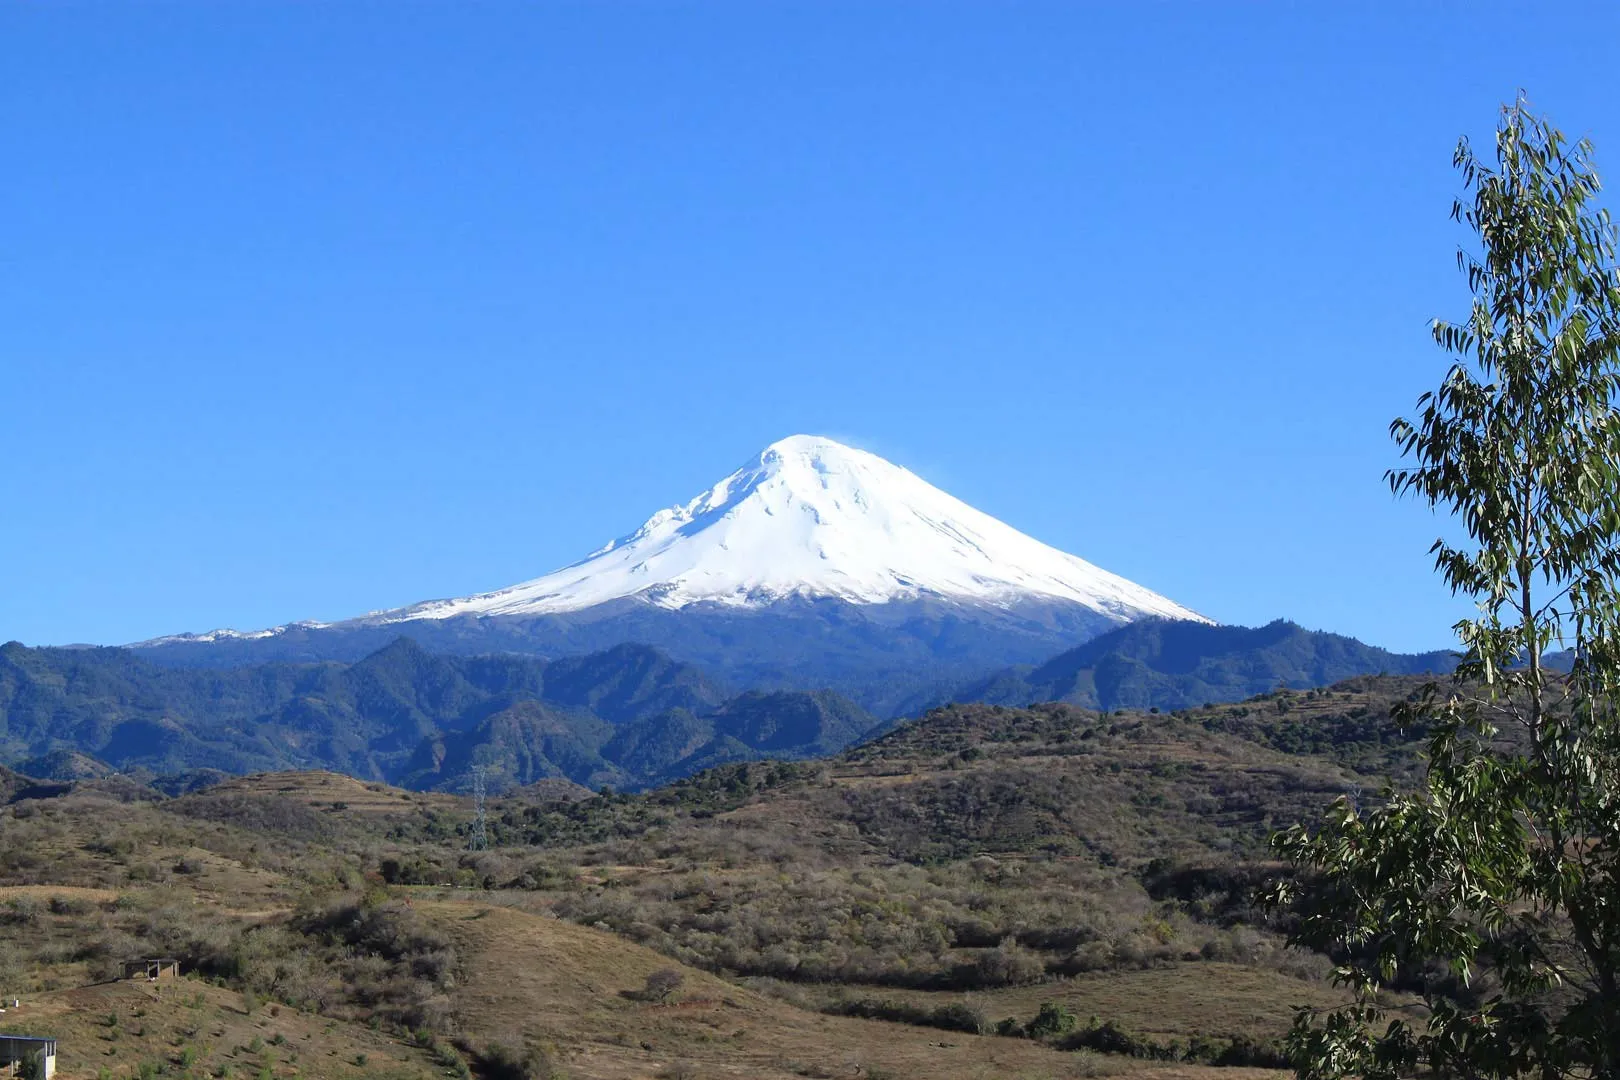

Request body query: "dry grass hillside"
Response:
[422, 897, 1291, 1080]
[6, 977, 438, 1080]
[0, 676, 1442, 1078]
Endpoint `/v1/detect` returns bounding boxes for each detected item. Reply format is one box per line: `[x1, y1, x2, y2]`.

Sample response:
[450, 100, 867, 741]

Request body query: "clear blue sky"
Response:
[4, 3, 1618, 652]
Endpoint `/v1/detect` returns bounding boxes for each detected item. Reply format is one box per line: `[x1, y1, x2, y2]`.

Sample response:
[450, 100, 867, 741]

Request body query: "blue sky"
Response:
[4, 3, 1618, 651]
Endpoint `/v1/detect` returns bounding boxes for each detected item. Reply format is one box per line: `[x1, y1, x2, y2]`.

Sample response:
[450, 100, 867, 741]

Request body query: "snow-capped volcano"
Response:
[382, 435, 1203, 625]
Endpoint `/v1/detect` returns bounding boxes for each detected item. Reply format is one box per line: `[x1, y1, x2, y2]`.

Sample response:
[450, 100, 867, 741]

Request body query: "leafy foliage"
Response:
[1270, 98, 1620, 1080]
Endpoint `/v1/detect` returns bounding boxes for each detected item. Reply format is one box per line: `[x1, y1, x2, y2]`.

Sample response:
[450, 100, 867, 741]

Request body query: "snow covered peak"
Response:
[386, 435, 1206, 625]
[764, 433, 846, 457]
[759, 433, 874, 468]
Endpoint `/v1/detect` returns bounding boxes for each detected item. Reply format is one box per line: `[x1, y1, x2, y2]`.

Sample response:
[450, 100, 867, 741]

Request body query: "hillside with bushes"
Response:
[0, 672, 1446, 1078]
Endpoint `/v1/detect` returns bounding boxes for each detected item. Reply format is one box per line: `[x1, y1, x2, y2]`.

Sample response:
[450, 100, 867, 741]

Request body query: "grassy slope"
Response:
[777, 964, 1349, 1043]
[427, 897, 1288, 1080]
[0, 798, 1290, 1080]
[0, 675, 1445, 1079]
[10, 979, 435, 1080]
[0, 792, 441, 1080]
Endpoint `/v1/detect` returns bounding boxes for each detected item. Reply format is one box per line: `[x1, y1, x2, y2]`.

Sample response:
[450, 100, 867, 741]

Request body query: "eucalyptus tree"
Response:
[1269, 98, 1620, 1080]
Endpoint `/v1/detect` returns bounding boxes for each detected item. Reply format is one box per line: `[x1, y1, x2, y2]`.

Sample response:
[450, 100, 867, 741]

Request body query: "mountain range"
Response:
[0, 636, 873, 792]
[1, 618, 1454, 792]
[948, 618, 1456, 712]
[5, 434, 1463, 790]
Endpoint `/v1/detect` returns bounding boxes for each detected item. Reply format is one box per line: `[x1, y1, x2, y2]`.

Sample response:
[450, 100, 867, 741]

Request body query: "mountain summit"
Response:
[384, 435, 1203, 625]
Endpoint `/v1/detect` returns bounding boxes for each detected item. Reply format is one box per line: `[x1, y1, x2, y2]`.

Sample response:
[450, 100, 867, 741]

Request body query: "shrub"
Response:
[479, 1041, 561, 1080]
[1213, 1035, 1291, 1069]
[5, 897, 41, 925]
[1026, 1001, 1077, 1040]
[1058, 1019, 1180, 1059]
[964, 940, 1046, 988]
[431, 1040, 473, 1080]
[643, 968, 685, 1002]
[1063, 940, 1115, 973]
[47, 895, 90, 916]
[825, 998, 987, 1035]
[929, 1002, 990, 1035]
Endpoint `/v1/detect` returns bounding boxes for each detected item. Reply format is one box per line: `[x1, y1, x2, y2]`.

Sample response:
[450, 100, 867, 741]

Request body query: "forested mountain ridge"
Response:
[130, 594, 1120, 718]
[0, 619, 1453, 792]
[947, 618, 1456, 712]
[0, 638, 873, 791]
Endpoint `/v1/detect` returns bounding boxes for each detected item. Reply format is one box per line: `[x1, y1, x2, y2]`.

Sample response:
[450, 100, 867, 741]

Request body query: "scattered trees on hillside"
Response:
[1271, 97, 1620, 1079]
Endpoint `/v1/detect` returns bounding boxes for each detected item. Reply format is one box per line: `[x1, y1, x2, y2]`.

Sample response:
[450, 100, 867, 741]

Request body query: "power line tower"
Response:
[468, 766, 489, 851]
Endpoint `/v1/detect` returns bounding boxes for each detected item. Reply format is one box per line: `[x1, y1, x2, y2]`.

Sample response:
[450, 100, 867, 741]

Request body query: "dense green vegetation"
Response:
[0, 638, 875, 792]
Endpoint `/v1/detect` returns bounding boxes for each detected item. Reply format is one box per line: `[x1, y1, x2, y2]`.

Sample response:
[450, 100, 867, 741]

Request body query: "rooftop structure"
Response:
[121, 959, 180, 981]
[0, 1034, 57, 1079]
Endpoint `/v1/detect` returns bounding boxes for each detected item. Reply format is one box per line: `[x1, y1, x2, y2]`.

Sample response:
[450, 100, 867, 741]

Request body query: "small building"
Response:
[121, 959, 180, 981]
[0, 1034, 57, 1079]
